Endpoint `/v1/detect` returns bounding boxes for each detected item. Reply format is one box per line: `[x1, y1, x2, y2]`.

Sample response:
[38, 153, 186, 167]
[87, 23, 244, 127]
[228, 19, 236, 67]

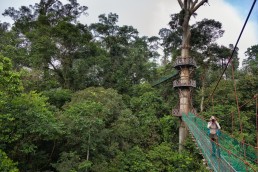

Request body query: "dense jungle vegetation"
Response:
[0, 0, 257, 171]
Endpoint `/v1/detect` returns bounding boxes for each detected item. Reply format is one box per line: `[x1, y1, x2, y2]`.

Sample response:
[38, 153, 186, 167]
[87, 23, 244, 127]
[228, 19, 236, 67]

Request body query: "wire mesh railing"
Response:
[182, 113, 257, 172]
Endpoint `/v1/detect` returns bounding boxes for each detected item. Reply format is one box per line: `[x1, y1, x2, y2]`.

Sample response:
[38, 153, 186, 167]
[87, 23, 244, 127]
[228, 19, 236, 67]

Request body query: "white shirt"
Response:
[207, 121, 221, 134]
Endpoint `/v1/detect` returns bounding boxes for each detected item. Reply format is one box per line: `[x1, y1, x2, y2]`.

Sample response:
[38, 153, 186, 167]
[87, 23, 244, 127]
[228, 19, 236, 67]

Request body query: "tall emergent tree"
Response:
[3, 0, 92, 90]
[176, 0, 208, 151]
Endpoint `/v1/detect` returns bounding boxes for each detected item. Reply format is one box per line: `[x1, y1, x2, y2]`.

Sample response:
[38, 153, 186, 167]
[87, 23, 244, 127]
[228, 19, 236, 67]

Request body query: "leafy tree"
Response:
[0, 22, 29, 70]
[128, 83, 170, 147]
[159, 12, 231, 113]
[236, 68, 258, 144]
[52, 151, 92, 172]
[71, 43, 107, 90]
[0, 54, 23, 145]
[159, 13, 182, 63]
[58, 87, 133, 171]
[20, 68, 60, 92]
[6, 92, 62, 171]
[108, 146, 153, 172]
[201, 78, 257, 145]
[1, 1, 256, 171]
[0, 54, 23, 96]
[243, 44, 258, 75]
[61, 100, 106, 159]
[0, 54, 62, 171]
[42, 88, 72, 109]
[0, 149, 19, 172]
[148, 142, 203, 172]
[90, 13, 158, 93]
[3, 0, 95, 90]
[159, 115, 179, 144]
[237, 74, 258, 102]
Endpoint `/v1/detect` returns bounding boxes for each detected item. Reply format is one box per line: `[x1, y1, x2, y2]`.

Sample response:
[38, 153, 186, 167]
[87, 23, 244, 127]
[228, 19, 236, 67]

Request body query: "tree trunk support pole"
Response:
[176, 0, 208, 152]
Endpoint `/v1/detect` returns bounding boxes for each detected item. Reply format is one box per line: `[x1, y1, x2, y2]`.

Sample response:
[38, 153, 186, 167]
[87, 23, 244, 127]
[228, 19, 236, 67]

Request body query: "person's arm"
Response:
[216, 121, 221, 129]
[207, 122, 211, 128]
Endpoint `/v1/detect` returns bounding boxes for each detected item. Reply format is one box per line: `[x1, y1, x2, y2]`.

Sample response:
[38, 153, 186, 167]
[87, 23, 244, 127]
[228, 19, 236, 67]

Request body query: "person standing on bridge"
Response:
[207, 116, 221, 156]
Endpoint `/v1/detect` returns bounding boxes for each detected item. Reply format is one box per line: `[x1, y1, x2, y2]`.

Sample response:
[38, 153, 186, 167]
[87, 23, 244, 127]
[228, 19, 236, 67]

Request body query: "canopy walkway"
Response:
[182, 112, 257, 172]
[151, 70, 179, 87]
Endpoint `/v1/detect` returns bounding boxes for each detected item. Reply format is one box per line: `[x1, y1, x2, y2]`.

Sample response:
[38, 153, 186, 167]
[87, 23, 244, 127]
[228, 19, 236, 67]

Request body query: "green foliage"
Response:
[72, 43, 107, 90]
[10, 92, 61, 140]
[1, 92, 62, 171]
[122, 146, 154, 172]
[129, 83, 166, 147]
[148, 142, 203, 172]
[42, 88, 72, 109]
[0, 149, 19, 172]
[0, 22, 29, 70]
[0, 54, 23, 144]
[67, 87, 127, 120]
[62, 100, 106, 152]
[20, 68, 60, 92]
[159, 115, 178, 144]
[198, 69, 257, 145]
[90, 13, 157, 93]
[1, 1, 256, 171]
[52, 151, 92, 172]
[3, 0, 93, 90]
[108, 143, 204, 172]
[58, 87, 134, 170]
[108, 146, 153, 172]
[243, 44, 258, 75]
[191, 19, 224, 50]
[0, 54, 23, 96]
[237, 72, 258, 101]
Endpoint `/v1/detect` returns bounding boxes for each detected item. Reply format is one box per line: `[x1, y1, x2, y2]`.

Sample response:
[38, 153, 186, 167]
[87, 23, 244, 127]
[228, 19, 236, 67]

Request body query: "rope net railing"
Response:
[151, 70, 179, 87]
[182, 112, 257, 172]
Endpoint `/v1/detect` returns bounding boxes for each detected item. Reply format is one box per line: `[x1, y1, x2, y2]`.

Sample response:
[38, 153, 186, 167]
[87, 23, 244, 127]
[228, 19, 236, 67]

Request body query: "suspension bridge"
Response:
[152, 65, 258, 171]
[152, 0, 258, 170]
[183, 112, 257, 172]
[153, 70, 258, 171]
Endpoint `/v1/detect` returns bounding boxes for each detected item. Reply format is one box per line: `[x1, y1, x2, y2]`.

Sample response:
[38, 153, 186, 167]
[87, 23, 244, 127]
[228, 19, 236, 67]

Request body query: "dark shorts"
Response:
[209, 134, 218, 141]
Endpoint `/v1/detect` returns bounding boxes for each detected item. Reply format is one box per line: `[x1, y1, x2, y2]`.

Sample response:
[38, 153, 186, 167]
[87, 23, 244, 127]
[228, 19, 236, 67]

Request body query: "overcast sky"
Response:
[0, 0, 257, 66]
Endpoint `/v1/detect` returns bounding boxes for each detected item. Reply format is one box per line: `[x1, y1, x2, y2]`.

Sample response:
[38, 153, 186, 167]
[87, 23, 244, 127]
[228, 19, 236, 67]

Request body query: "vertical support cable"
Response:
[204, 0, 257, 108]
[231, 112, 234, 135]
[231, 60, 243, 134]
[255, 94, 258, 164]
[212, 95, 214, 113]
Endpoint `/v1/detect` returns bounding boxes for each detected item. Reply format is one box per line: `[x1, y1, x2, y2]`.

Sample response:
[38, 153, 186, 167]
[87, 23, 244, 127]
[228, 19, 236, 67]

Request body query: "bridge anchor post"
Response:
[179, 117, 188, 152]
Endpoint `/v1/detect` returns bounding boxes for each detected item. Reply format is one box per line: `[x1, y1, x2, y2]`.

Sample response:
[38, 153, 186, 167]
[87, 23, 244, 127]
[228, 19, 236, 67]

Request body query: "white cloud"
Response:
[80, 0, 181, 36]
[193, 0, 258, 66]
[1, 0, 257, 66]
[82, 0, 258, 66]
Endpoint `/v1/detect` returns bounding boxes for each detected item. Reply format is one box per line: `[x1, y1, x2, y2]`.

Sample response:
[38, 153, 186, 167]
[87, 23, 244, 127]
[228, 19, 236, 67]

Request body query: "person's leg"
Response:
[210, 136, 216, 156]
[215, 138, 221, 157]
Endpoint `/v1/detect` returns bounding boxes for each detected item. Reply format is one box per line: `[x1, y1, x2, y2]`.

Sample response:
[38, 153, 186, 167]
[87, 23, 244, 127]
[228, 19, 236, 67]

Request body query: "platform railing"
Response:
[173, 79, 196, 88]
[173, 57, 197, 68]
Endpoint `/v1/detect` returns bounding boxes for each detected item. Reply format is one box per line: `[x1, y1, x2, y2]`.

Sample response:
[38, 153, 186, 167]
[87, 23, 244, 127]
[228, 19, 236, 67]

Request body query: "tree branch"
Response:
[187, 0, 190, 9]
[188, 0, 194, 11]
[191, 0, 198, 10]
[49, 61, 64, 81]
[178, 0, 184, 9]
[191, 0, 207, 14]
[184, 0, 187, 9]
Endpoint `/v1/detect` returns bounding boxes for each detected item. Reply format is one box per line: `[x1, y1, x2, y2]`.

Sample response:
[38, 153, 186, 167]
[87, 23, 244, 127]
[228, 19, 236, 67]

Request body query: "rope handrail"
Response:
[205, 0, 257, 107]
[183, 113, 237, 171]
[191, 110, 258, 159]
[183, 112, 258, 171]
[195, 93, 258, 150]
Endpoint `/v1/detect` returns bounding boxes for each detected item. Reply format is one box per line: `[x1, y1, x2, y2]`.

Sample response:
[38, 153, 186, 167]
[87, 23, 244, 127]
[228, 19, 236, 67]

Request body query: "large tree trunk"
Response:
[179, 15, 191, 152]
[177, 0, 207, 152]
